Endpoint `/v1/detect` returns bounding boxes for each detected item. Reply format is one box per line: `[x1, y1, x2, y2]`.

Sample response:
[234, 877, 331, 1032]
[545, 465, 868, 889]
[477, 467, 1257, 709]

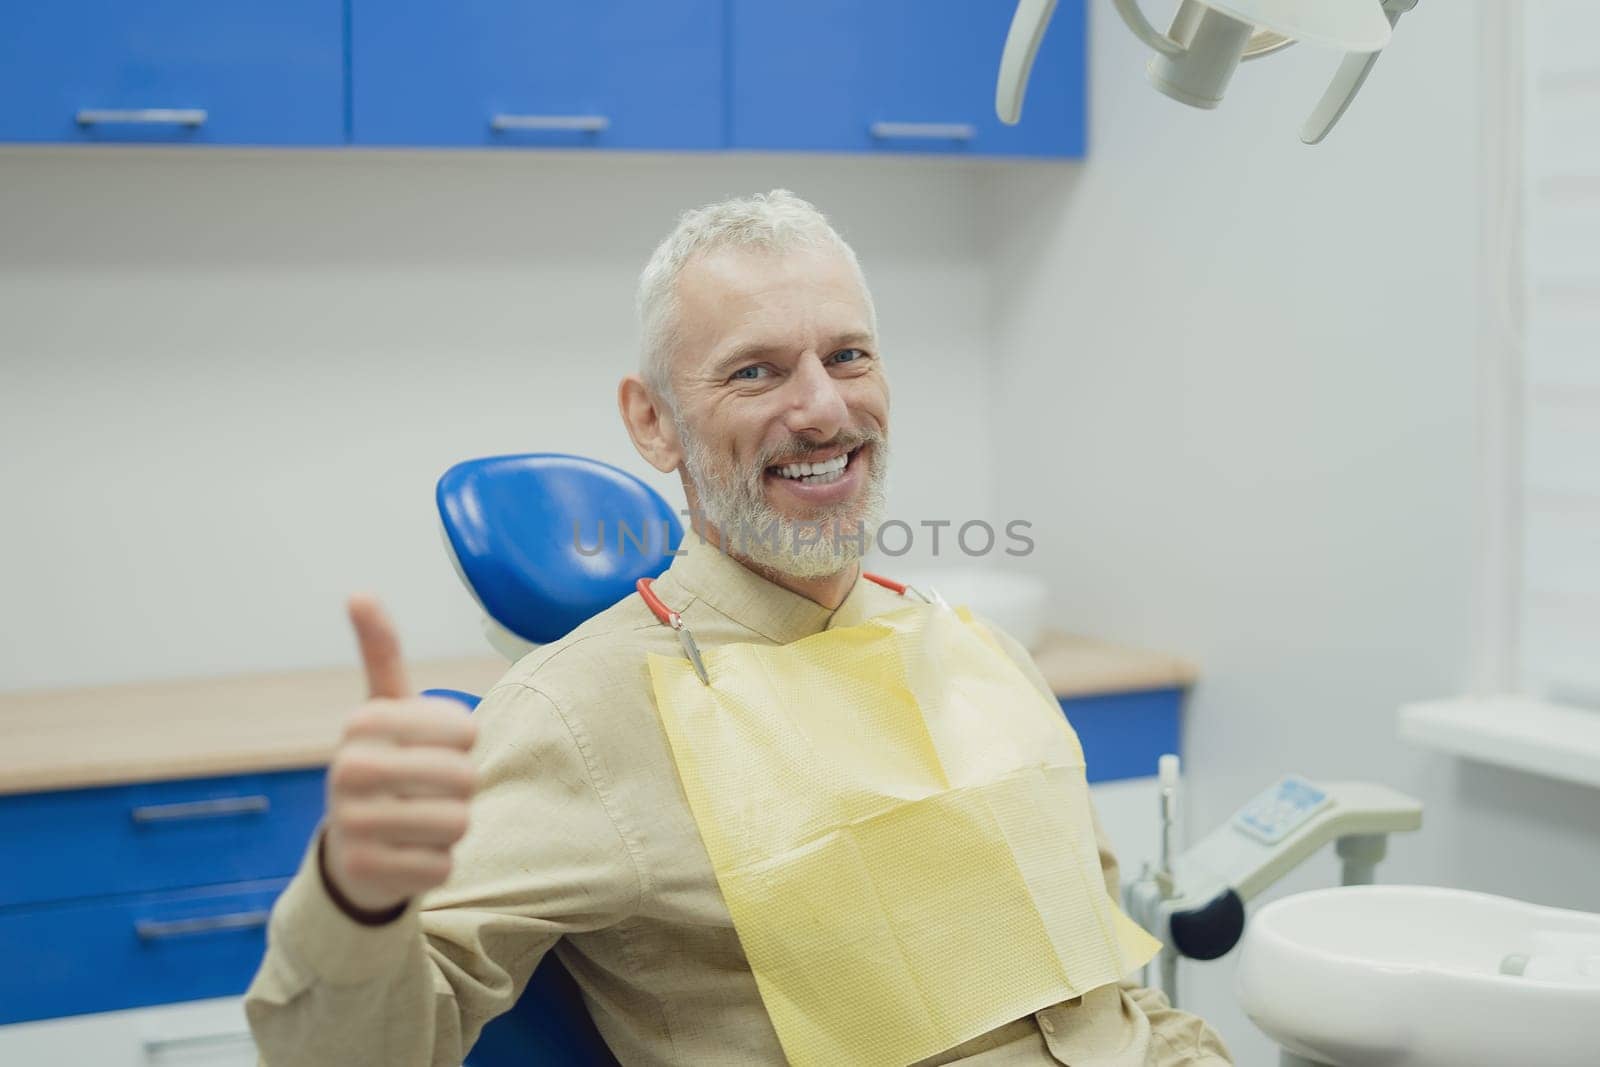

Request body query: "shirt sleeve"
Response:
[244, 681, 643, 1067]
[1125, 982, 1236, 1064]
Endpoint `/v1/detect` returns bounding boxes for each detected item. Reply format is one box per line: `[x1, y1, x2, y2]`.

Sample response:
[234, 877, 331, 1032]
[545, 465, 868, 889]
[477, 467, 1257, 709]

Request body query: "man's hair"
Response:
[635, 189, 876, 412]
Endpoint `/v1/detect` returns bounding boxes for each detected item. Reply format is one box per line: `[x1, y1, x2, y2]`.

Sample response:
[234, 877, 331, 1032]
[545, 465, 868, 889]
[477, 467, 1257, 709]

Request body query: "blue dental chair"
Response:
[421, 453, 683, 1067]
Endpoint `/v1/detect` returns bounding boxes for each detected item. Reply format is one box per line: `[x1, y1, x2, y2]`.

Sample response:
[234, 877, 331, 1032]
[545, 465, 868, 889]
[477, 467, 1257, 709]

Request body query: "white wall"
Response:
[0, 148, 997, 690]
[6, 7, 1596, 1060]
[986, 2, 1600, 1062]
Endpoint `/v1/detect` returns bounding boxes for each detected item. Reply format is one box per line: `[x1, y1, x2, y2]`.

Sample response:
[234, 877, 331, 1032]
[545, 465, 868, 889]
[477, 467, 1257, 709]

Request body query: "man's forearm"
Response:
[244, 833, 463, 1067]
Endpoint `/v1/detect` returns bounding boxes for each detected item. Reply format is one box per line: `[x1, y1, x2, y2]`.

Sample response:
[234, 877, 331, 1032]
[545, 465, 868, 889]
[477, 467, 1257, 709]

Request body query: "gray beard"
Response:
[676, 418, 889, 579]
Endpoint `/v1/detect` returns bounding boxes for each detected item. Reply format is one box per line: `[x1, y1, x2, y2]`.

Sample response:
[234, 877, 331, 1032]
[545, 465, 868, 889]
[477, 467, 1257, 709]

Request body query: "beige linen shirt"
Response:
[244, 535, 1231, 1066]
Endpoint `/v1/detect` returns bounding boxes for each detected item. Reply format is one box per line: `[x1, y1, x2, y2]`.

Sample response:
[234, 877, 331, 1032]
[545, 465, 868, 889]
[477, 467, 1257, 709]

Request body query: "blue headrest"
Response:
[437, 454, 682, 645]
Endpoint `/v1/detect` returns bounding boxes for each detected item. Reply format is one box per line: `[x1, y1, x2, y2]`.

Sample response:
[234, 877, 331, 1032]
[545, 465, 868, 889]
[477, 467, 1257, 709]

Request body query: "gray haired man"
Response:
[245, 191, 1232, 1066]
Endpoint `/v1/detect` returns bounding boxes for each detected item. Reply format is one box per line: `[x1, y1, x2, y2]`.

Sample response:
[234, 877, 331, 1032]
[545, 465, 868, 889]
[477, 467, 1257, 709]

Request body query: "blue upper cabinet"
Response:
[0, 1, 343, 145]
[0, 2, 1086, 155]
[729, 0, 1087, 158]
[350, 1, 725, 150]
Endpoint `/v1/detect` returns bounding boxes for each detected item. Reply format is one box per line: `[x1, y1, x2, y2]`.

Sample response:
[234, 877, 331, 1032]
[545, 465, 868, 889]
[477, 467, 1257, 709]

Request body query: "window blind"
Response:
[1521, 1, 1600, 703]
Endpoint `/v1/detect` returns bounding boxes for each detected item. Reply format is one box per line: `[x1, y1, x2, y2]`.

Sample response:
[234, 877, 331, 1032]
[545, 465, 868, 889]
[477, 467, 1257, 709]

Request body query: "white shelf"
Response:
[1399, 696, 1600, 790]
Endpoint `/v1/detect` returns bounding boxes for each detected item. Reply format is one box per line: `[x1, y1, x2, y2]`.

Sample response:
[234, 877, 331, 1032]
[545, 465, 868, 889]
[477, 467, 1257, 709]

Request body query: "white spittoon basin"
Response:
[1237, 885, 1600, 1067]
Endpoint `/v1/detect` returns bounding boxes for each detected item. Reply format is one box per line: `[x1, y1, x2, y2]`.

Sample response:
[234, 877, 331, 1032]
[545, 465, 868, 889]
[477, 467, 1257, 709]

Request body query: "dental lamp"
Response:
[998, 0, 1419, 144]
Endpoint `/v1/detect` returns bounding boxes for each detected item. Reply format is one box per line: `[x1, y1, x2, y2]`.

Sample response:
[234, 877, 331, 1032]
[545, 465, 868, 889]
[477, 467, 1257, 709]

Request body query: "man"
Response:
[244, 190, 1232, 1066]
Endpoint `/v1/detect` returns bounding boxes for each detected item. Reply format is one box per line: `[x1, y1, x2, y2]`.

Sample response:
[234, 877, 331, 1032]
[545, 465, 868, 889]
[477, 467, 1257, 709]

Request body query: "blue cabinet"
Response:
[350, 1, 725, 149]
[0, 1, 343, 145]
[0, 768, 326, 1026]
[1, 3, 1086, 155]
[1063, 688, 1185, 785]
[729, 0, 1087, 158]
[0, 770, 325, 911]
[0, 879, 291, 1024]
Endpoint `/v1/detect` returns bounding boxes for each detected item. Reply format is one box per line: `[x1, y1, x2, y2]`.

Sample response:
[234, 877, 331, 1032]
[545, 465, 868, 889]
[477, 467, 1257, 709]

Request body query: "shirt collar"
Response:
[661, 532, 907, 644]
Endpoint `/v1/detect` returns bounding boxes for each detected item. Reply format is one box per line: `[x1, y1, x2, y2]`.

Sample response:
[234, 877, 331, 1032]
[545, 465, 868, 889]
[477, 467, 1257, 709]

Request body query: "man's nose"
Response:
[781, 354, 850, 439]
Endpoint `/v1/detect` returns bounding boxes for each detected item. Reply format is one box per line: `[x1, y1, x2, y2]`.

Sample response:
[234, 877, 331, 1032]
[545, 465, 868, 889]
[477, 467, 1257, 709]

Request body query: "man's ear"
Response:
[618, 374, 683, 474]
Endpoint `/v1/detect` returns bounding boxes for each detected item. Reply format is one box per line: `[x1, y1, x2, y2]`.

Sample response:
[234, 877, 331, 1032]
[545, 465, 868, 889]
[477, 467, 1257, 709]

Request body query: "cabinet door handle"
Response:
[870, 121, 977, 141]
[131, 795, 271, 823]
[135, 910, 271, 940]
[76, 108, 208, 128]
[142, 1029, 255, 1055]
[490, 113, 610, 133]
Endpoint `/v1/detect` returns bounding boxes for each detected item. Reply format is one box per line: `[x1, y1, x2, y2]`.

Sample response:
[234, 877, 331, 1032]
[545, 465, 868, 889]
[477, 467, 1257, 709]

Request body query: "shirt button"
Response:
[1038, 1015, 1056, 1036]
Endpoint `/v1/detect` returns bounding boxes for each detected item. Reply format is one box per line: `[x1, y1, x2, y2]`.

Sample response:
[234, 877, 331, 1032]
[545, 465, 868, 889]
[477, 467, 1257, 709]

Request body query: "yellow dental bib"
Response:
[646, 600, 1161, 1067]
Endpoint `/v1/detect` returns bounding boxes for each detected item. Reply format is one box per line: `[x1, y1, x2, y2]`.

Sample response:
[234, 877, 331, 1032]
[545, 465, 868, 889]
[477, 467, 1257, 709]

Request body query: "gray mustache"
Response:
[758, 430, 883, 470]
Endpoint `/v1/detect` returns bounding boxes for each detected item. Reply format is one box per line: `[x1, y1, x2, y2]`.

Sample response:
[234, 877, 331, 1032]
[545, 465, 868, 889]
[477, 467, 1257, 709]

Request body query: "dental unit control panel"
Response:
[1125, 756, 1423, 1005]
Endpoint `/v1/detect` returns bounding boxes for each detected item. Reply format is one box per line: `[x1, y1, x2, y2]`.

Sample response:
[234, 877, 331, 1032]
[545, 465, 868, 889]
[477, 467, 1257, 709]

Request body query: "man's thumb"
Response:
[348, 594, 412, 700]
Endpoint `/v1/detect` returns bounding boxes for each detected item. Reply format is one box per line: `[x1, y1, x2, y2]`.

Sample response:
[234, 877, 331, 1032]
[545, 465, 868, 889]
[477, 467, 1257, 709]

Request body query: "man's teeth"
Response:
[773, 452, 850, 482]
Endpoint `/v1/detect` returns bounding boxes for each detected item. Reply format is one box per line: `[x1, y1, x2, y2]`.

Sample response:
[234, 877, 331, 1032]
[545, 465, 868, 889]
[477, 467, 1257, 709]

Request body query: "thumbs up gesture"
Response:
[321, 595, 480, 918]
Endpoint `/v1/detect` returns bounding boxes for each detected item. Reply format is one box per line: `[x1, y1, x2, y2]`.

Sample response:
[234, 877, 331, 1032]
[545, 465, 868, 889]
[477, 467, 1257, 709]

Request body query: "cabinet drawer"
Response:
[730, 0, 1087, 158]
[0, 880, 286, 1025]
[0, 0, 343, 145]
[1062, 687, 1184, 785]
[0, 769, 323, 910]
[351, 0, 725, 149]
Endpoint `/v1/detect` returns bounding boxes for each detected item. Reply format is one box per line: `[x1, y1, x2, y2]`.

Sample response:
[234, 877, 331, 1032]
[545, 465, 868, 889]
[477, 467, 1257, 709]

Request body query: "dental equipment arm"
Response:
[1124, 761, 1422, 1006]
[995, 0, 1058, 127]
[1301, 0, 1418, 144]
[997, 0, 1413, 143]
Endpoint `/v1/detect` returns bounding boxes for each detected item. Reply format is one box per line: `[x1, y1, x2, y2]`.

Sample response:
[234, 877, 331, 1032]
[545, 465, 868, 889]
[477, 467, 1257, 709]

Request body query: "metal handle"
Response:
[135, 910, 271, 941]
[869, 122, 977, 141]
[490, 113, 609, 133]
[142, 1030, 255, 1055]
[131, 794, 270, 824]
[75, 108, 207, 128]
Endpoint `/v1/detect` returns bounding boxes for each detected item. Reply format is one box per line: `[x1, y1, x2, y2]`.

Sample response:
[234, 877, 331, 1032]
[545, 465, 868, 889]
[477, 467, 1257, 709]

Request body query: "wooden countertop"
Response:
[0, 657, 510, 797]
[1032, 630, 1199, 700]
[0, 633, 1196, 796]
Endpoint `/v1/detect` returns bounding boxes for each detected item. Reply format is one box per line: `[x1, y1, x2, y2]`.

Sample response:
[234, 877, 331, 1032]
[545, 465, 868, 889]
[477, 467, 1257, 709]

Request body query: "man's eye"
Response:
[833, 348, 868, 364]
[732, 365, 768, 381]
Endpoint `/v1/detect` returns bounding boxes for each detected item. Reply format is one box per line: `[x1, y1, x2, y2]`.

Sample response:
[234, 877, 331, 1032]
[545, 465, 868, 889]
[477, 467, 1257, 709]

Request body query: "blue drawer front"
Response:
[730, 0, 1087, 158]
[0, 0, 343, 145]
[1061, 688, 1184, 784]
[0, 769, 324, 910]
[351, 1, 725, 149]
[0, 879, 286, 1024]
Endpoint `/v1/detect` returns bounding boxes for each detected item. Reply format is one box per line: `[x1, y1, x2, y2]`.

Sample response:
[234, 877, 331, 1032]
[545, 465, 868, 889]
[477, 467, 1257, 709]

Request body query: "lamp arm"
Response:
[998, 0, 1190, 126]
[1301, 0, 1417, 144]
[1111, 0, 1187, 57]
[996, 0, 1058, 124]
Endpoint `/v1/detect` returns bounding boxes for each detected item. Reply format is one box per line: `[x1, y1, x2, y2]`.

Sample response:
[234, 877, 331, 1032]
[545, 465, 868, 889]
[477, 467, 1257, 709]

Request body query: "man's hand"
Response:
[321, 594, 479, 919]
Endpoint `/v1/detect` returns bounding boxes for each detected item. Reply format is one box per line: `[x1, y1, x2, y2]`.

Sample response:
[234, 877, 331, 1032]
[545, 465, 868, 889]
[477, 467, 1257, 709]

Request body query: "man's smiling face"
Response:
[667, 243, 890, 577]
